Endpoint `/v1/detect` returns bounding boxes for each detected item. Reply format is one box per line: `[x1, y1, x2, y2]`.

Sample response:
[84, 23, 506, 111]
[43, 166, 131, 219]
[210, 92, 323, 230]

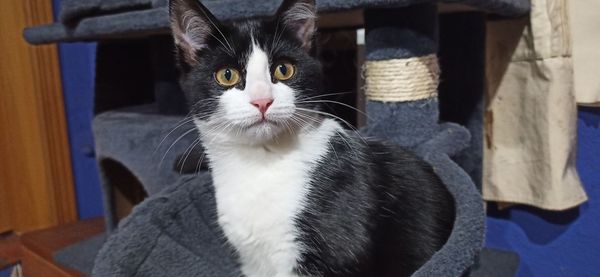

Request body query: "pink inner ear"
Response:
[296, 20, 315, 49]
[181, 33, 208, 50]
[281, 1, 316, 50]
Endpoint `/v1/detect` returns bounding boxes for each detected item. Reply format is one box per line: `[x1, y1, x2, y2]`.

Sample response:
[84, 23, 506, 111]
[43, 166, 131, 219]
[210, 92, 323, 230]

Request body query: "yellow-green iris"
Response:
[273, 62, 295, 81]
[215, 67, 241, 87]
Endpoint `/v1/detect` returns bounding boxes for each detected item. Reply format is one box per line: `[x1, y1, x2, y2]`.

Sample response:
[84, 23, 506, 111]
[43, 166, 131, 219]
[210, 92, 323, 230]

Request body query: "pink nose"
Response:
[251, 98, 274, 115]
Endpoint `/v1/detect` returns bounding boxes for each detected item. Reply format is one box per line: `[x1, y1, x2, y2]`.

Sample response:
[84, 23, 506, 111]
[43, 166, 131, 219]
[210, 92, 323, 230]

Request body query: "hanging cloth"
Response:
[483, 0, 588, 210]
[570, 0, 600, 106]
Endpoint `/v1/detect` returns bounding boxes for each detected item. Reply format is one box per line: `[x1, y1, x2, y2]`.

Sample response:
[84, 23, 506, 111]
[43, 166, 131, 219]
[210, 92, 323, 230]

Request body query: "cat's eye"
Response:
[273, 62, 295, 81]
[215, 67, 241, 87]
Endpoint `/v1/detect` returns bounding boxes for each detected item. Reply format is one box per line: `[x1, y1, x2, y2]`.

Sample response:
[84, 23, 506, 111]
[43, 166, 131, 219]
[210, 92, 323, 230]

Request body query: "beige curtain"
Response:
[570, 0, 600, 106]
[483, 0, 588, 210]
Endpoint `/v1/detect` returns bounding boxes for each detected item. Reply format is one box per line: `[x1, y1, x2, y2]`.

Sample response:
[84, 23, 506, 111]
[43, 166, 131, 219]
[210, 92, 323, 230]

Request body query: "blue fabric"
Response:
[53, 0, 104, 219]
[486, 107, 600, 276]
[58, 42, 104, 219]
[0, 267, 13, 277]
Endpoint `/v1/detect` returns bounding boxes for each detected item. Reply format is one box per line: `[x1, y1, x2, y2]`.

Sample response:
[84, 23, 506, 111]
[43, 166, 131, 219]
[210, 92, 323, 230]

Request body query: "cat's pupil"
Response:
[224, 69, 232, 80]
[278, 64, 287, 75]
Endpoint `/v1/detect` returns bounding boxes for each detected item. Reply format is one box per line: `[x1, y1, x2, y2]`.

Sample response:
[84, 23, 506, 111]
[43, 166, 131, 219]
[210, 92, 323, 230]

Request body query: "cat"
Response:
[168, 0, 455, 276]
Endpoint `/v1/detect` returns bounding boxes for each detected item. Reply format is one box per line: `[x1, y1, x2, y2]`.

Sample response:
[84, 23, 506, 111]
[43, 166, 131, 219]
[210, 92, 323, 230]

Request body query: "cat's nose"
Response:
[251, 98, 274, 115]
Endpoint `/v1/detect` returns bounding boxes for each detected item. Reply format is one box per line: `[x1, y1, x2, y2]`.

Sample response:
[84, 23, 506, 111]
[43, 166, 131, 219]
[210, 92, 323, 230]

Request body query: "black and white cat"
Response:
[168, 0, 455, 276]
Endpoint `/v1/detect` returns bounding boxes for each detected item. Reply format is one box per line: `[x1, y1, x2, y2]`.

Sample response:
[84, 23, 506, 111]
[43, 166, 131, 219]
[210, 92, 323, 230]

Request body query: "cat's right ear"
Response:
[169, 0, 219, 65]
[276, 0, 317, 51]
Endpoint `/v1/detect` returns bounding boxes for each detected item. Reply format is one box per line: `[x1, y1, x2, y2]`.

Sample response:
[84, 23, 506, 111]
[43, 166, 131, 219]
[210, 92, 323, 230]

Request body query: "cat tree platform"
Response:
[24, 0, 528, 45]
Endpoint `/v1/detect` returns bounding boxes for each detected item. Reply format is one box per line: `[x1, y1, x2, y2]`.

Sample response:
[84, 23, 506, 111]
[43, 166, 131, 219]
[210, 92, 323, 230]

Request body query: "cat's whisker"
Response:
[234, 121, 243, 138]
[205, 120, 234, 146]
[270, 19, 282, 56]
[297, 100, 370, 119]
[295, 107, 367, 144]
[179, 138, 202, 175]
[282, 117, 299, 138]
[273, 27, 285, 53]
[295, 91, 354, 101]
[333, 129, 361, 159]
[286, 121, 296, 136]
[293, 112, 359, 160]
[159, 127, 197, 169]
[295, 107, 345, 127]
[194, 152, 207, 175]
[272, 127, 281, 145]
[195, 7, 235, 55]
[292, 112, 317, 125]
[293, 112, 322, 131]
[295, 113, 327, 137]
[203, 119, 228, 137]
[327, 138, 340, 163]
[153, 116, 195, 155]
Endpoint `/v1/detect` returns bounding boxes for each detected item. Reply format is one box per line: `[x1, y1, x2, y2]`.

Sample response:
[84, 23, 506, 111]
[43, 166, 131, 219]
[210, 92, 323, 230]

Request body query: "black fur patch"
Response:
[296, 134, 455, 277]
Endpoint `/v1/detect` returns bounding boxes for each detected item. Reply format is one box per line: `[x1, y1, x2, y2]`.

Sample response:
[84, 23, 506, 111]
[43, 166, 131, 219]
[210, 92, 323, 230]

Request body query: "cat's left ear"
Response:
[276, 0, 317, 51]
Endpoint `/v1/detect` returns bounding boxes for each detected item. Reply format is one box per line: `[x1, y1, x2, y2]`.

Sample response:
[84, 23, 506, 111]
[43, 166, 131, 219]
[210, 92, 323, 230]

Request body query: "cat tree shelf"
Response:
[23, 0, 528, 45]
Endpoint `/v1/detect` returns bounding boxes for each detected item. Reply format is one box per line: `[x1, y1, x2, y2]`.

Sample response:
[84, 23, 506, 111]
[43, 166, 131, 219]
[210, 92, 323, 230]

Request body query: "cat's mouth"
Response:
[248, 118, 277, 128]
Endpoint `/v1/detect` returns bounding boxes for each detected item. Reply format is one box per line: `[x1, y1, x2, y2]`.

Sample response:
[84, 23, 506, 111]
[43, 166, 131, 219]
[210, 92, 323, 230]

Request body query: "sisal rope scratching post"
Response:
[364, 54, 440, 102]
[360, 3, 443, 148]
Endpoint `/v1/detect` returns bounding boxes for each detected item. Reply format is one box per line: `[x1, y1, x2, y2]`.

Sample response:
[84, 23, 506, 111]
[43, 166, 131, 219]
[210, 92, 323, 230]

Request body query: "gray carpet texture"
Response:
[470, 248, 520, 277]
[92, 173, 241, 277]
[23, 0, 529, 44]
[54, 234, 107, 275]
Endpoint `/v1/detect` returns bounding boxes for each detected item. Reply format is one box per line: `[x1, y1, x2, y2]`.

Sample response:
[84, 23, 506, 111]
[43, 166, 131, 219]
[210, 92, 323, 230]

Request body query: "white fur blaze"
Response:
[206, 119, 342, 277]
[246, 42, 274, 100]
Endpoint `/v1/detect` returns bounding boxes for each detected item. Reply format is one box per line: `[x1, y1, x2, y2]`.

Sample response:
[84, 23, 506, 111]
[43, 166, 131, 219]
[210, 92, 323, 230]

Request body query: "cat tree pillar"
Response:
[362, 4, 440, 147]
[362, 4, 486, 276]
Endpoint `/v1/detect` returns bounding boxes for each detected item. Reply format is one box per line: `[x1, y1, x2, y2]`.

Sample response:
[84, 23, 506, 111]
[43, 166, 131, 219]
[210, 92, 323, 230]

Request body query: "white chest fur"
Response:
[202, 119, 340, 277]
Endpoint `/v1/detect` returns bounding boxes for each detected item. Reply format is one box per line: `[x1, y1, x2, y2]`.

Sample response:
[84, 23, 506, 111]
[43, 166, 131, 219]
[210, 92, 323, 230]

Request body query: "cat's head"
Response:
[169, 0, 322, 146]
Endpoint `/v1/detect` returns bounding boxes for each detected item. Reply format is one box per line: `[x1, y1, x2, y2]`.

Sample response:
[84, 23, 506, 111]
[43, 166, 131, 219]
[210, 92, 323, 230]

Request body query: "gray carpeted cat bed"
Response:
[24, 0, 530, 276]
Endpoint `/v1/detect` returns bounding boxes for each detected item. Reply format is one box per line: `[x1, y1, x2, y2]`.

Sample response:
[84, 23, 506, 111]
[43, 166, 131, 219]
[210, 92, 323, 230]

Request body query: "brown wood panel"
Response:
[0, 235, 71, 276]
[0, 219, 104, 277]
[20, 218, 104, 262]
[0, 0, 77, 232]
[20, 246, 84, 277]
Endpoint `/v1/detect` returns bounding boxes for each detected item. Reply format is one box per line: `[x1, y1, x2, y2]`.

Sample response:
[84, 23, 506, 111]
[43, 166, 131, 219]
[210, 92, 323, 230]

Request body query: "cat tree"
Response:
[24, 0, 529, 276]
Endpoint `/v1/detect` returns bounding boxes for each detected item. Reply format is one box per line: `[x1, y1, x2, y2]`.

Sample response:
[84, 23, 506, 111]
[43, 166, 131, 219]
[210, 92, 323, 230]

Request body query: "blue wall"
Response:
[486, 107, 600, 276]
[53, 0, 103, 219]
[0, 267, 13, 277]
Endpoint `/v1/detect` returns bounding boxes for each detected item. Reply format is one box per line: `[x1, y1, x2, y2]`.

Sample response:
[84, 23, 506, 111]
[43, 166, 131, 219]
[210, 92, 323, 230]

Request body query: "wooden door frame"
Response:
[0, 0, 77, 233]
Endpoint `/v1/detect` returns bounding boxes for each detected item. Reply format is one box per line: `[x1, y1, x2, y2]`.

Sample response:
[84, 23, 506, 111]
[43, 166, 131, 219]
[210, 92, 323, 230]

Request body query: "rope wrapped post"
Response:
[362, 4, 486, 276]
[362, 4, 441, 147]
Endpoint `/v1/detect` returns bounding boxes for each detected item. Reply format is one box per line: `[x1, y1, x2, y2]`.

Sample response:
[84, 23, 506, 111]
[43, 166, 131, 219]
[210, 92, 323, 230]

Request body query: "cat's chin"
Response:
[196, 116, 304, 147]
[242, 120, 291, 145]
[247, 118, 278, 129]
